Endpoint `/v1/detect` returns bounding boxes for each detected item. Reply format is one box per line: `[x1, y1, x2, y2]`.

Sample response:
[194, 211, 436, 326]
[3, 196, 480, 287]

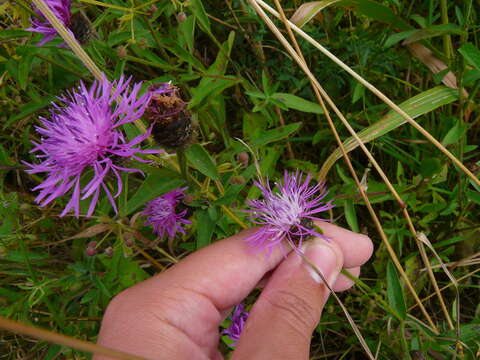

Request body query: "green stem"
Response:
[440, 0, 452, 60]
[176, 146, 190, 184]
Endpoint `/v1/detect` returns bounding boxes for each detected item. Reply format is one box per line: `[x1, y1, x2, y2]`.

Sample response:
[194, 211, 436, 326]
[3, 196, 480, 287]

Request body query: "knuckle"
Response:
[264, 289, 319, 336]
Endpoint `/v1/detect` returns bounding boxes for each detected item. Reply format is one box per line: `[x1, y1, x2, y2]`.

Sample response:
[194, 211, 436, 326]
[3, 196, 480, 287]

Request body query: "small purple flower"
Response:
[24, 75, 161, 217]
[143, 188, 191, 240]
[245, 171, 334, 252]
[26, 0, 72, 46]
[223, 303, 249, 345]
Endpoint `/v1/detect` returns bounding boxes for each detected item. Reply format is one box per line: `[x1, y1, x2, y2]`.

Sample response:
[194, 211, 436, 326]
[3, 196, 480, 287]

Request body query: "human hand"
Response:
[95, 222, 373, 360]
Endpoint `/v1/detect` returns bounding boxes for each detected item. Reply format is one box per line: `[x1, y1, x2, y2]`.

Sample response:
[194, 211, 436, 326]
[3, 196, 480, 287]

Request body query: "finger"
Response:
[316, 222, 373, 268]
[332, 267, 360, 292]
[134, 227, 289, 310]
[233, 238, 343, 360]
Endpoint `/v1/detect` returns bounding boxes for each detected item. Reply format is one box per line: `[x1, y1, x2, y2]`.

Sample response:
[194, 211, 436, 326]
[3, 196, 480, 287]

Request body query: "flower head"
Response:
[245, 171, 334, 252]
[24, 75, 160, 217]
[143, 188, 191, 240]
[26, 0, 71, 46]
[145, 83, 192, 148]
[223, 303, 249, 345]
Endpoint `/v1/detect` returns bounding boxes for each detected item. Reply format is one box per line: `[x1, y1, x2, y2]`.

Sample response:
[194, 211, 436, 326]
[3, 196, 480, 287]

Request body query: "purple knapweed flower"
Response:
[223, 303, 249, 345]
[24, 75, 161, 217]
[26, 0, 72, 46]
[245, 171, 334, 253]
[143, 188, 191, 240]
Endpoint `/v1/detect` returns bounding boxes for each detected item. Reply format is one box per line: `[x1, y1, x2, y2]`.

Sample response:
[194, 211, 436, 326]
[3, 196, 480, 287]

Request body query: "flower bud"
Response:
[237, 152, 249, 168]
[183, 193, 194, 204]
[138, 38, 148, 50]
[146, 5, 157, 16]
[177, 12, 187, 23]
[104, 246, 113, 258]
[117, 46, 127, 59]
[229, 175, 246, 185]
[86, 246, 96, 257]
[124, 233, 135, 247]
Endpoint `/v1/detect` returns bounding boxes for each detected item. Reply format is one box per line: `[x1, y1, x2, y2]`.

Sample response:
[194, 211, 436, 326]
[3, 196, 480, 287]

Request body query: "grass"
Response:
[1, 0, 480, 359]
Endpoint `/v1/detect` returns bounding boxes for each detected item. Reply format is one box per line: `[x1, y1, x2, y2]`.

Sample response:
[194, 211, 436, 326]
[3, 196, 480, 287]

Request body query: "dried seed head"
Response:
[70, 12, 94, 44]
[146, 84, 193, 149]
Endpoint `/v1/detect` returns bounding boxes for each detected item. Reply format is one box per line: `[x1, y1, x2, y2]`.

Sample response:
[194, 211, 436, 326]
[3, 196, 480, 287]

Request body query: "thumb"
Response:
[232, 239, 343, 360]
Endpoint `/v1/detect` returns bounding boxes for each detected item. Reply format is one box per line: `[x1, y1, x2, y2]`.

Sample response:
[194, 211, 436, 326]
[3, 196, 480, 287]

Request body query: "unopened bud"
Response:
[124, 233, 135, 247]
[146, 5, 157, 16]
[229, 175, 245, 185]
[183, 193, 194, 204]
[88, 241, 97, 248]
[138, 38, 148, 50]
[104, 246, 113, 258]
[177, 12, 187, 23]
[237, 152, 249, 168]
[86, 247, 96, 257]
[117, 46, 127, 59]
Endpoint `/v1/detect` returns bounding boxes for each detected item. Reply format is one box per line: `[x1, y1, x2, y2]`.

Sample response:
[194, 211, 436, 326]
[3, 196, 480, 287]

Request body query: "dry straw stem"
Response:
[285, 4, 458, 331]
[31, 0, 150, 136]
[254, 0, 480, 189]
[409, 267, 480, 311]
[294, 245, 376, 360]
[256, 0, 460, 332]
[0, 316, 146, 360]
[31, 0, 103, 81]
[247, 0, 440, 332]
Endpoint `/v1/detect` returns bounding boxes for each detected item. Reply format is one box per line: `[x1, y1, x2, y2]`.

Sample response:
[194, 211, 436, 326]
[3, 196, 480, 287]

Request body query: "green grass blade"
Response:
[319, 86, 458, 179]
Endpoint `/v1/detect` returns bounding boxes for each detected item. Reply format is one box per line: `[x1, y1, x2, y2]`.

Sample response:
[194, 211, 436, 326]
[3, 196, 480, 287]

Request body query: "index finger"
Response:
[133, 223, 372, 310]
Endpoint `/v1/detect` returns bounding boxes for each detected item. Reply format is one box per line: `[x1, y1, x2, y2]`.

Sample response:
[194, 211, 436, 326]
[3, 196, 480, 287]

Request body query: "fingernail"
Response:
[303, 240, 340, 285]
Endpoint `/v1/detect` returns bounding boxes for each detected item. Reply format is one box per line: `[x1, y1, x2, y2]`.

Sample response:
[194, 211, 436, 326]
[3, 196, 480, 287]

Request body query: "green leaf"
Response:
[402, 24, 464, 44]
[18, 54, 34, 90]
[442, 121, 467, 146]
[0, 30, 30, 40]
[189, 32, 237, 108]
[319, 86, 459, 178]
[458, 43, 480, 71]
[290, 0, 343, 28]
[195, 210, 215, 249]
[189, 0, 211, 34]
[291, 0, 412, 30]
[125, 169, 185, 215]
[271, 93, 324, 114]
[185, 144, 219, 181]
[339, 0, 412, 31]
[252, 122, 302, 147]
[386, 261, 407, 320]
[466, 189, 480, 205]
[344, 199, 359, 232]
[4, 96, 56, 129]
[419, 158, 442, 178]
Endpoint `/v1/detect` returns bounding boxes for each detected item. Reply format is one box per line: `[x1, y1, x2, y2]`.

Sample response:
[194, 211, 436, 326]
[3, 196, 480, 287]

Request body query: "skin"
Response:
[95, 222, 373, 360]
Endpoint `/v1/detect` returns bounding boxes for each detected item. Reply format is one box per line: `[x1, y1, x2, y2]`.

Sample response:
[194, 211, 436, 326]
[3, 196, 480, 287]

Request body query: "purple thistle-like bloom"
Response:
[143, 188, 191, 240]
[223, 303, 249, 345]
[24, 75, 161, 217]
[245, 171, 334, 252]
[26, 0, 72, 46]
